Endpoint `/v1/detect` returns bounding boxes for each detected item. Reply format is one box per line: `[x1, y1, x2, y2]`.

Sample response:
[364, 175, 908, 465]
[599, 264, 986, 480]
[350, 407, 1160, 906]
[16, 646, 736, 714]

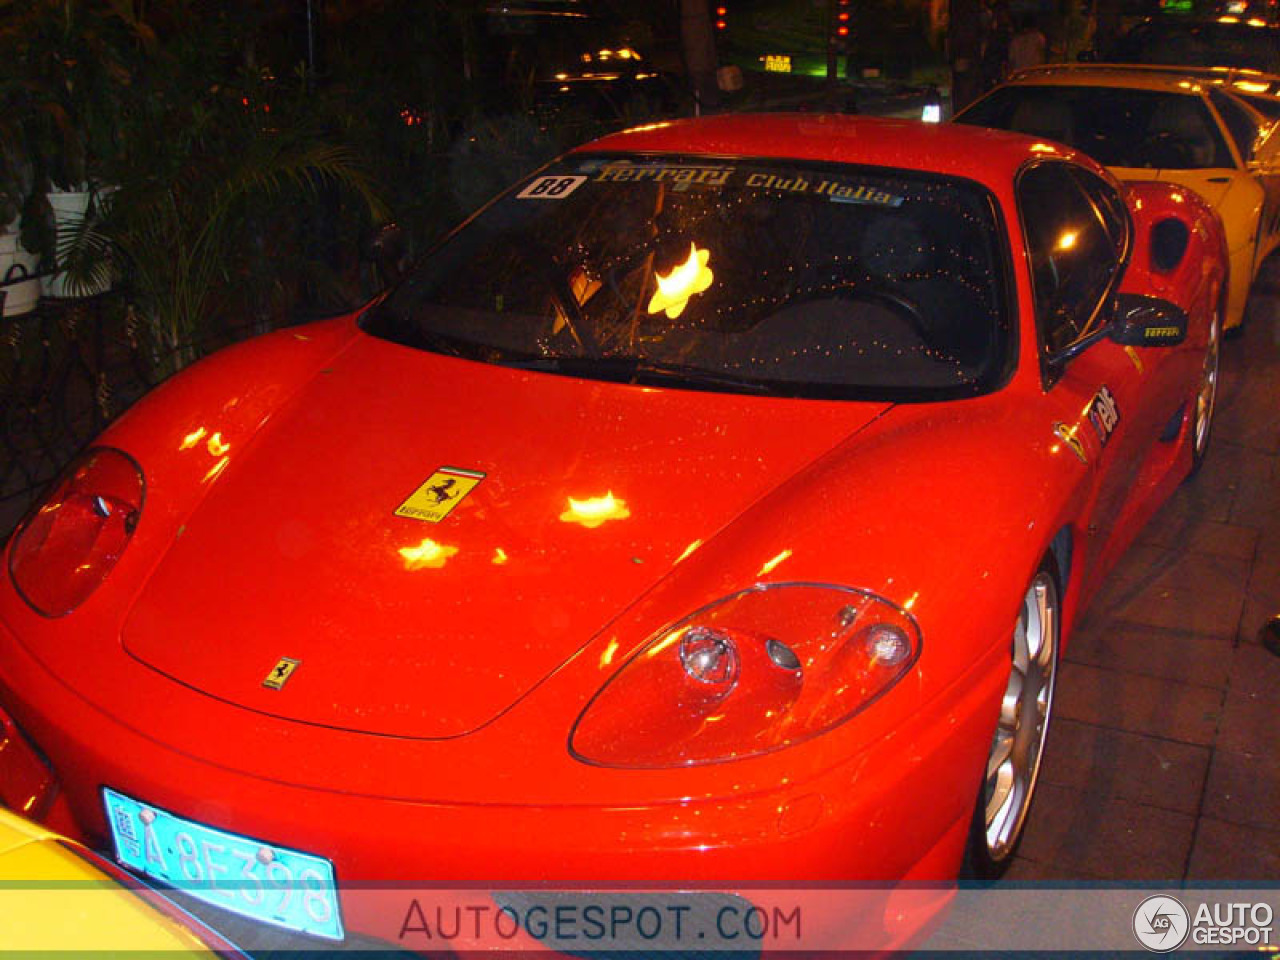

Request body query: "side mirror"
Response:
[1110, 292, 1188, 347]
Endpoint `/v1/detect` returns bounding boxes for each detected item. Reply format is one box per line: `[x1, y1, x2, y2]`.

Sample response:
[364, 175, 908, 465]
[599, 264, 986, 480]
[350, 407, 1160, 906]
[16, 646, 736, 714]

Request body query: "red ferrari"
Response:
[0, 114, 1225, 947]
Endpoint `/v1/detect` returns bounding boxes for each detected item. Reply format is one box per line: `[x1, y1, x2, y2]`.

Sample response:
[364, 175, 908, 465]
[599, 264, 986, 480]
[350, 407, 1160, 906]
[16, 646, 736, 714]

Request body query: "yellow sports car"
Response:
[956, 64, 1280, 330]
[1077, 62, 1280, 118]
[0, 805, 241, 954]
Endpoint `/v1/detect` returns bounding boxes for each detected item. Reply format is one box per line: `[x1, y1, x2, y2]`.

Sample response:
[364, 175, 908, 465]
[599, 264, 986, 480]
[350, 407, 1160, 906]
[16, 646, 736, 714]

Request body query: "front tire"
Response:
[963, 560, 1061, 880]
[1188, 307, 1221, 477]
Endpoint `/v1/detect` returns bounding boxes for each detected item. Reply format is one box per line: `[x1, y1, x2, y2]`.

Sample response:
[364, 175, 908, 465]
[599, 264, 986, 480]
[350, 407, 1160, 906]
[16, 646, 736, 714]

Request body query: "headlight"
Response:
[8, 448, 144, 617]
[570, 582, 921, 768]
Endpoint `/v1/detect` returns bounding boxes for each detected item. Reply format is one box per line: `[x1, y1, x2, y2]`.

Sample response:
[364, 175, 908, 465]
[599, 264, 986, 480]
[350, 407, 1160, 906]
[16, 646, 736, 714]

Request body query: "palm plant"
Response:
[0, 0, 149, 253]
[58, 5, 386, 374]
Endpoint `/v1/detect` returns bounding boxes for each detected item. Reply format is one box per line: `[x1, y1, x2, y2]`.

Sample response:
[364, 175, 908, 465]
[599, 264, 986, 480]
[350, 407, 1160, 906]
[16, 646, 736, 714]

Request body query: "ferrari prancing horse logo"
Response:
[396, 466, 485, 523]
[263, 657, 300, 690]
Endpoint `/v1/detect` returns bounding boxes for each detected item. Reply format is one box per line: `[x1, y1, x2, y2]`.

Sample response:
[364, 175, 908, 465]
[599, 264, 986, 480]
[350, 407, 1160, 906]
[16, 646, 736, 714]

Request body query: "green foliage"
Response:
[33, 2, 387, 374]
[0, 0, 150, 245]
[5, 0, 667, 375]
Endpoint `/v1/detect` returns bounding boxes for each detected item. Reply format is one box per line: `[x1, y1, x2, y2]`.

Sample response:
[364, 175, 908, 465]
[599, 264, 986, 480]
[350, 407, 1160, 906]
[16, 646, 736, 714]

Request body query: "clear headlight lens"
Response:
[570, 582, 921, 768]
[8, 448, 144, 617]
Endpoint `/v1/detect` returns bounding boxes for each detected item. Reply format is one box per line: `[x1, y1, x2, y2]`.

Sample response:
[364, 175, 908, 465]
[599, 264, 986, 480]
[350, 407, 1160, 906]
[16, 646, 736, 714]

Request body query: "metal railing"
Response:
[0, 283, 282, 538]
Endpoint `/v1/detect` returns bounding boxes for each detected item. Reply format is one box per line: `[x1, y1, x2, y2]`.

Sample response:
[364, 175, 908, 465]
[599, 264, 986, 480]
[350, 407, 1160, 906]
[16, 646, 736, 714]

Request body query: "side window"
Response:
[1017, 163, 1123, 356]
[1208, 88, 1263, 163]
[1142, 95, 1233, 168]
[1071, 168, 1131, 260]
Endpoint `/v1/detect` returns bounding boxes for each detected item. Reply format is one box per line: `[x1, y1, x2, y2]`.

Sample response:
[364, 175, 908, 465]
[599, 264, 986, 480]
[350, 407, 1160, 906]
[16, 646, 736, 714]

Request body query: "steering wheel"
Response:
[786, 271, 932, 340]
[1137, 131, 1195, 169]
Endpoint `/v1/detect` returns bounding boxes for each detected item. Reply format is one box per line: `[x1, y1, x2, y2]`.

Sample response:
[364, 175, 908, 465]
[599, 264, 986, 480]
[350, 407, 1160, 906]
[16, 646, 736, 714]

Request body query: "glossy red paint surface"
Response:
[0, 115, 1227, 949]
[120, 336, 889, 740]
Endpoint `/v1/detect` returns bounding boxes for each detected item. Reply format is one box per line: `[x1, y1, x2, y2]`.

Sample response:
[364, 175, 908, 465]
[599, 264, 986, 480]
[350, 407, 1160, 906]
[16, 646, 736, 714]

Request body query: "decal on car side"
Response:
[396, 466, 486, 523]
[1087, 386, 1120, 446]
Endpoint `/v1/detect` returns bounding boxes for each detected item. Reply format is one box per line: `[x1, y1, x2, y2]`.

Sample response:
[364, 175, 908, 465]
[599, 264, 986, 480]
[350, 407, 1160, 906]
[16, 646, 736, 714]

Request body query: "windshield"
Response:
[958, 86, 1235, 169]
[364, 154, 1012, 401]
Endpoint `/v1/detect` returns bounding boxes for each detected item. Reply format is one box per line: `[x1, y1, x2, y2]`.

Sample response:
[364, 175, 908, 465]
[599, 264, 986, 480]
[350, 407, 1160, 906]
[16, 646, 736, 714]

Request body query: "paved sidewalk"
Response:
[1008, 309, 1280, 882]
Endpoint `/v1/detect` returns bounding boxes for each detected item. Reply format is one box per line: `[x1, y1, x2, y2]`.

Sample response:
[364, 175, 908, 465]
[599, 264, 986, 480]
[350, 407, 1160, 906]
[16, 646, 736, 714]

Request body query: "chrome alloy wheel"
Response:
[983, 570, 1059, 862]
[1193, 312, 1221, 459]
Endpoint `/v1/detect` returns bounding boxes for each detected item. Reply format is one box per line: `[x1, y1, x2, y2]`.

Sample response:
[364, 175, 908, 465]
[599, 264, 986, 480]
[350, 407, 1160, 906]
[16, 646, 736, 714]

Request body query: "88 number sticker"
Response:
[517, 175, 587, 200]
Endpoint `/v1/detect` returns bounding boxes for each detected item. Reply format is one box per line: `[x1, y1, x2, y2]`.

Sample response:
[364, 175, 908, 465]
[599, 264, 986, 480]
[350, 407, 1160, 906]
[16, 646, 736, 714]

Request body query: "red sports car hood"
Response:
[123, 334, 888, 738]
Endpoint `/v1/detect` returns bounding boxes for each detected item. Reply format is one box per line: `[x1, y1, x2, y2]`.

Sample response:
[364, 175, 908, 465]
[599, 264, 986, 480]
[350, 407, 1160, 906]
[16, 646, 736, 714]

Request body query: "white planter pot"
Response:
[0, 229, 42, 317]
[43, 187, 112, 298]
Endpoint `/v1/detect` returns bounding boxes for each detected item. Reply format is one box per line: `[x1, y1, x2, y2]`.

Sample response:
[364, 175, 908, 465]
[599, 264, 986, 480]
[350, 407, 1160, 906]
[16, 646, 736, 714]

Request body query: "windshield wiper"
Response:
[494, 356, 773, 394]
[631, 359, 773, 394]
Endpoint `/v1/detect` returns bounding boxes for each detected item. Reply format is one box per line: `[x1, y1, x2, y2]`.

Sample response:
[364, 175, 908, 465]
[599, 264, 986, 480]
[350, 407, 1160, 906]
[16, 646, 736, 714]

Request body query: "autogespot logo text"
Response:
[1133, 896, 1276, 951]
[1133, 895, 1190, 952]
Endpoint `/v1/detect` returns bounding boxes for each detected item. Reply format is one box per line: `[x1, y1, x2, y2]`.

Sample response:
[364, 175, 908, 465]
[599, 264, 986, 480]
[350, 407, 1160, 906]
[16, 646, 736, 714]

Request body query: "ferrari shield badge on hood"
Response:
[263, 657, 301, 690]
[395, 467, 485, 523]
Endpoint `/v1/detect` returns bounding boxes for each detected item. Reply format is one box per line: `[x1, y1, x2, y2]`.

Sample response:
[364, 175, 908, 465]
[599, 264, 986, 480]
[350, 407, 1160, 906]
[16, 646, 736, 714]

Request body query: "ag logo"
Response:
[1133, 895, 1190, 952]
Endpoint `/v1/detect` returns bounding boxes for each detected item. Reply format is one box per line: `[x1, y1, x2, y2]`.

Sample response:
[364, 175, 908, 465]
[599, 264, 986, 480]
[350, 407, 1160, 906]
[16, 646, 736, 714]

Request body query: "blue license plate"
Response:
[102, 787, 344, 941]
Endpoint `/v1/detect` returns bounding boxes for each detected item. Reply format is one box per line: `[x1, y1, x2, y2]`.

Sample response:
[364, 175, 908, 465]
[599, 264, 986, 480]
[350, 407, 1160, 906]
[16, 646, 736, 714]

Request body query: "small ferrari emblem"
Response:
[263, 657, 300, 690]
[396, 466, 485, 523]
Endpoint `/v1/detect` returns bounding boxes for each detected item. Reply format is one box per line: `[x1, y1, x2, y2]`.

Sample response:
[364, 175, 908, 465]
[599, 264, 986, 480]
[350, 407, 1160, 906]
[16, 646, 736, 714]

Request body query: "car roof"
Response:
[577, 113, 1085, 187]
[1001, 63, 1212, 93]
[1072, 61, 1280, 85]
[1059, 62, 1280, 106]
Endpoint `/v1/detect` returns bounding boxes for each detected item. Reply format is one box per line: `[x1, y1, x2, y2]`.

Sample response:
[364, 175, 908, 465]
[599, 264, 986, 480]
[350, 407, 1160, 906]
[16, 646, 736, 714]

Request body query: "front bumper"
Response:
[0, 707, 57, 820]
[0, 612, 1003, 950]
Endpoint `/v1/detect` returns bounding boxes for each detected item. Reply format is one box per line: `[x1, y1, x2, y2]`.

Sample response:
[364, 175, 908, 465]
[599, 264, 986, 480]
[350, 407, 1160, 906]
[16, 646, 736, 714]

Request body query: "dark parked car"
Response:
[1101, 16, 1280, 73]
